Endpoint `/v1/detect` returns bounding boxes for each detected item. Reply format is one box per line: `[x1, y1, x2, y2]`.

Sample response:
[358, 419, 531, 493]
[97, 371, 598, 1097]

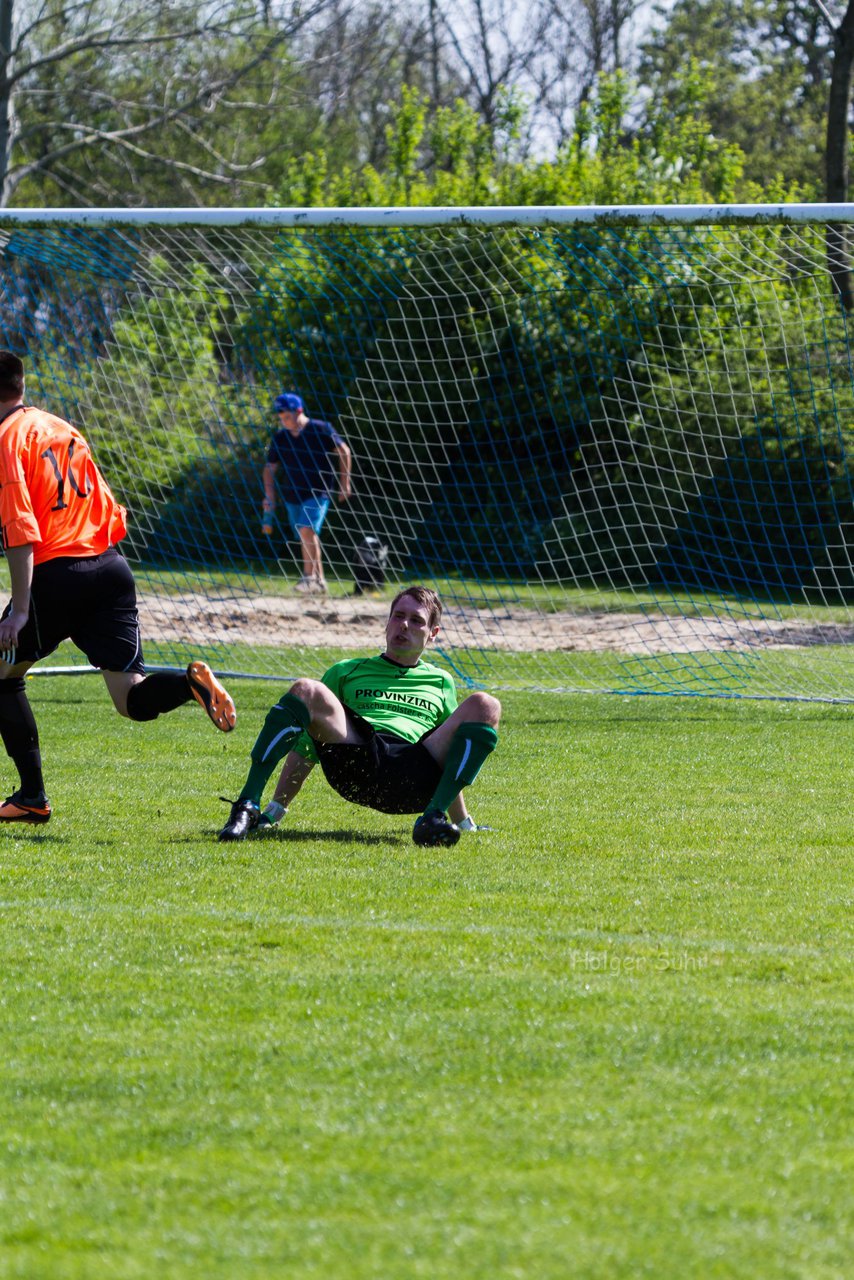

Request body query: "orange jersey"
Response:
[0, 407, 127, 565]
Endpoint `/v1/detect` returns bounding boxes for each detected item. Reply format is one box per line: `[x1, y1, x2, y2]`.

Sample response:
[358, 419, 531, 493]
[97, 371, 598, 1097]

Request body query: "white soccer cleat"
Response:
[258, 799, 287, 828]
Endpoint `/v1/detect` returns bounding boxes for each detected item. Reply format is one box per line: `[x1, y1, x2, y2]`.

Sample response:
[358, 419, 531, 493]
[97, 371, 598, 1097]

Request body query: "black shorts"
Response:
[316, 709, 442, 815]
[5, 547, 144, 673]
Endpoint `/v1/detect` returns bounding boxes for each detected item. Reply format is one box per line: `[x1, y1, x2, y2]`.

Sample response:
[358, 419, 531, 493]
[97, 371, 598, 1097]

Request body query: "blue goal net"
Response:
[1, 207, 851, 701]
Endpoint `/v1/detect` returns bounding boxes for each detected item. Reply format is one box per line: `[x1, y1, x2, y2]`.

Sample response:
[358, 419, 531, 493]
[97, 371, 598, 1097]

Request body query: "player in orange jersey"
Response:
[0, 350, 236, 824]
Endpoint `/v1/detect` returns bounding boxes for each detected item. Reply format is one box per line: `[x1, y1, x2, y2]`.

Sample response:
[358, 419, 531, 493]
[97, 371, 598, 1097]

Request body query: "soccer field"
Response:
[1, 678, 851, 1279]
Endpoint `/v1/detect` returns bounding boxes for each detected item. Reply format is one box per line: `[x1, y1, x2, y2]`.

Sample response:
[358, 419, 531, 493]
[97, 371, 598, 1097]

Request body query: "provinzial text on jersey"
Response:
[354, 689, 439, 709]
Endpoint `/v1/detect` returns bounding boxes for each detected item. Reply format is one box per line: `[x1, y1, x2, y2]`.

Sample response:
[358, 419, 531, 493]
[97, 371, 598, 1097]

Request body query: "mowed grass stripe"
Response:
[1, 896, 851, 967]
[0, 679, 851, 1279]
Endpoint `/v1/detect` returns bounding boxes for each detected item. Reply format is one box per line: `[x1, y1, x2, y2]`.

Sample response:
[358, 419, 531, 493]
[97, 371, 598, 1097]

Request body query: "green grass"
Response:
[1, 679, 852, 1279]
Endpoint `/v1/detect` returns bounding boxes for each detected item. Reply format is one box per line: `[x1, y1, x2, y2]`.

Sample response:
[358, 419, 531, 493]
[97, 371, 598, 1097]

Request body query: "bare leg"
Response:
[447, 793, 469, 823]
[297, 526, 324, 582]
[102, 669, 144, 717]
[224, 677, 366, 829]
[288, 678, 366, 745]
[420, 692, 502, 766]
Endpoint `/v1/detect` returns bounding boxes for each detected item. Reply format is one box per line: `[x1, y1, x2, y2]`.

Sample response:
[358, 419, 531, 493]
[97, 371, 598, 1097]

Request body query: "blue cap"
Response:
[273, 392, 304, 413]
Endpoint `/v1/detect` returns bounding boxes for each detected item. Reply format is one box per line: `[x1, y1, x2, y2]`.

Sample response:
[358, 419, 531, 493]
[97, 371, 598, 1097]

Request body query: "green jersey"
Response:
[293, 654, 457, 763]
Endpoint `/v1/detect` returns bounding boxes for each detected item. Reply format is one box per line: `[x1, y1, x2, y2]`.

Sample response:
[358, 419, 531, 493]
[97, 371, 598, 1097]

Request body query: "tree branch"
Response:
[3, 1, 330, 202]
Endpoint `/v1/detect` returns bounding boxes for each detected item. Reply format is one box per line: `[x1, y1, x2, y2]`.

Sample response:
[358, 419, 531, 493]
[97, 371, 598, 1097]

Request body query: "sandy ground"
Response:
[136, 591, 853, 654]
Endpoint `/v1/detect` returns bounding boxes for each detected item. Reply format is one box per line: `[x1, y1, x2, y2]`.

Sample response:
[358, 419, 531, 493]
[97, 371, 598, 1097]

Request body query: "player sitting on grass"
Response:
[218, 585, 500, 847]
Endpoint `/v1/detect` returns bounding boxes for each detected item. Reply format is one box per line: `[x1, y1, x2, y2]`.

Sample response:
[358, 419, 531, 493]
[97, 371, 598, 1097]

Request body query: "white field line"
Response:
[0, 899, 847, 963]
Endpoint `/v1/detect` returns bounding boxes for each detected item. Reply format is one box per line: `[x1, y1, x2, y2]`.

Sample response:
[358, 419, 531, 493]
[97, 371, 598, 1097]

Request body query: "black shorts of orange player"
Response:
[2, 547, 144, 672]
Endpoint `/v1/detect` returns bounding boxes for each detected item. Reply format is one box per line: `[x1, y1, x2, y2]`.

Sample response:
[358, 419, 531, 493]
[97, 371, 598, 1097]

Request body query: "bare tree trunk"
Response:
[429, 0, 440, 106]
[610, 0, 620, 69]
[826, 0, 854, 310]
[0, 0, 13, 207]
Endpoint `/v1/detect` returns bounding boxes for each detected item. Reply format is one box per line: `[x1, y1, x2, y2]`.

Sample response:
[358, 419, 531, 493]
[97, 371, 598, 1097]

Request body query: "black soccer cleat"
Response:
[412, 808, 461, 848]
[218, 797, 260, 842]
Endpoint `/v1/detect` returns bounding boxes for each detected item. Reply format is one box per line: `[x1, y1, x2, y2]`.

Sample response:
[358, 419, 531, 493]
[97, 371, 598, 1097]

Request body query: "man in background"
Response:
[262, 392, 351, 593]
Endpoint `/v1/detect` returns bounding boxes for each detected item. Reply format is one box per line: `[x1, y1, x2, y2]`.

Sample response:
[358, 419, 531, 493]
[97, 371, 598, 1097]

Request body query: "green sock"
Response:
[240, 692, 311, 805]
[428, 722, 499, 815]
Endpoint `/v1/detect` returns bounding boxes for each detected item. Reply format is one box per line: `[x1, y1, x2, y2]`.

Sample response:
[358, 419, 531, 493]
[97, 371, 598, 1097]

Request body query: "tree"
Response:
[429, 0, 647, 152]
[431, 0, 553, 130]
[276, 0, 470, 179]
[639, 1, 831, 193]
[533, 0, 645, 144]
[823, 1, 854, 307]
[0, 0, 331, 207]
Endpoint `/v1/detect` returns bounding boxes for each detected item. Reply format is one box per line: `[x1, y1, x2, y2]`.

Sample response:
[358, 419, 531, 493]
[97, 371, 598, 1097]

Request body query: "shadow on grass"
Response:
[262, 828, 408, 847]
[193, 828, 408, 847]
[0, 831, 66, 843]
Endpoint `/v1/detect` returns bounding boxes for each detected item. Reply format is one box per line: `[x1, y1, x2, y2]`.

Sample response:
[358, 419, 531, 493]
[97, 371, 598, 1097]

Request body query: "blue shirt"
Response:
[266, 418, 343, 502]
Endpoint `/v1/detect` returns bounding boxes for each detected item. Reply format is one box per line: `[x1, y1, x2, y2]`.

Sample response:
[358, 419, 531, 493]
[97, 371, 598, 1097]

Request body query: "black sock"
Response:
[0, 677, 45, 798]
[126, 672, 193, 722]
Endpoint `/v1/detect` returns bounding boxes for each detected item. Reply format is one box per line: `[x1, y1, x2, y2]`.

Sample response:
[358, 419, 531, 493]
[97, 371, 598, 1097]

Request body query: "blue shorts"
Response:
[285, 495, 330, 538]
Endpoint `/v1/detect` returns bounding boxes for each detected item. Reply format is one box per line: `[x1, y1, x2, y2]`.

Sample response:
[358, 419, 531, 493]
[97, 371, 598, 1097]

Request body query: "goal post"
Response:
[0, 204, 851, 702]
